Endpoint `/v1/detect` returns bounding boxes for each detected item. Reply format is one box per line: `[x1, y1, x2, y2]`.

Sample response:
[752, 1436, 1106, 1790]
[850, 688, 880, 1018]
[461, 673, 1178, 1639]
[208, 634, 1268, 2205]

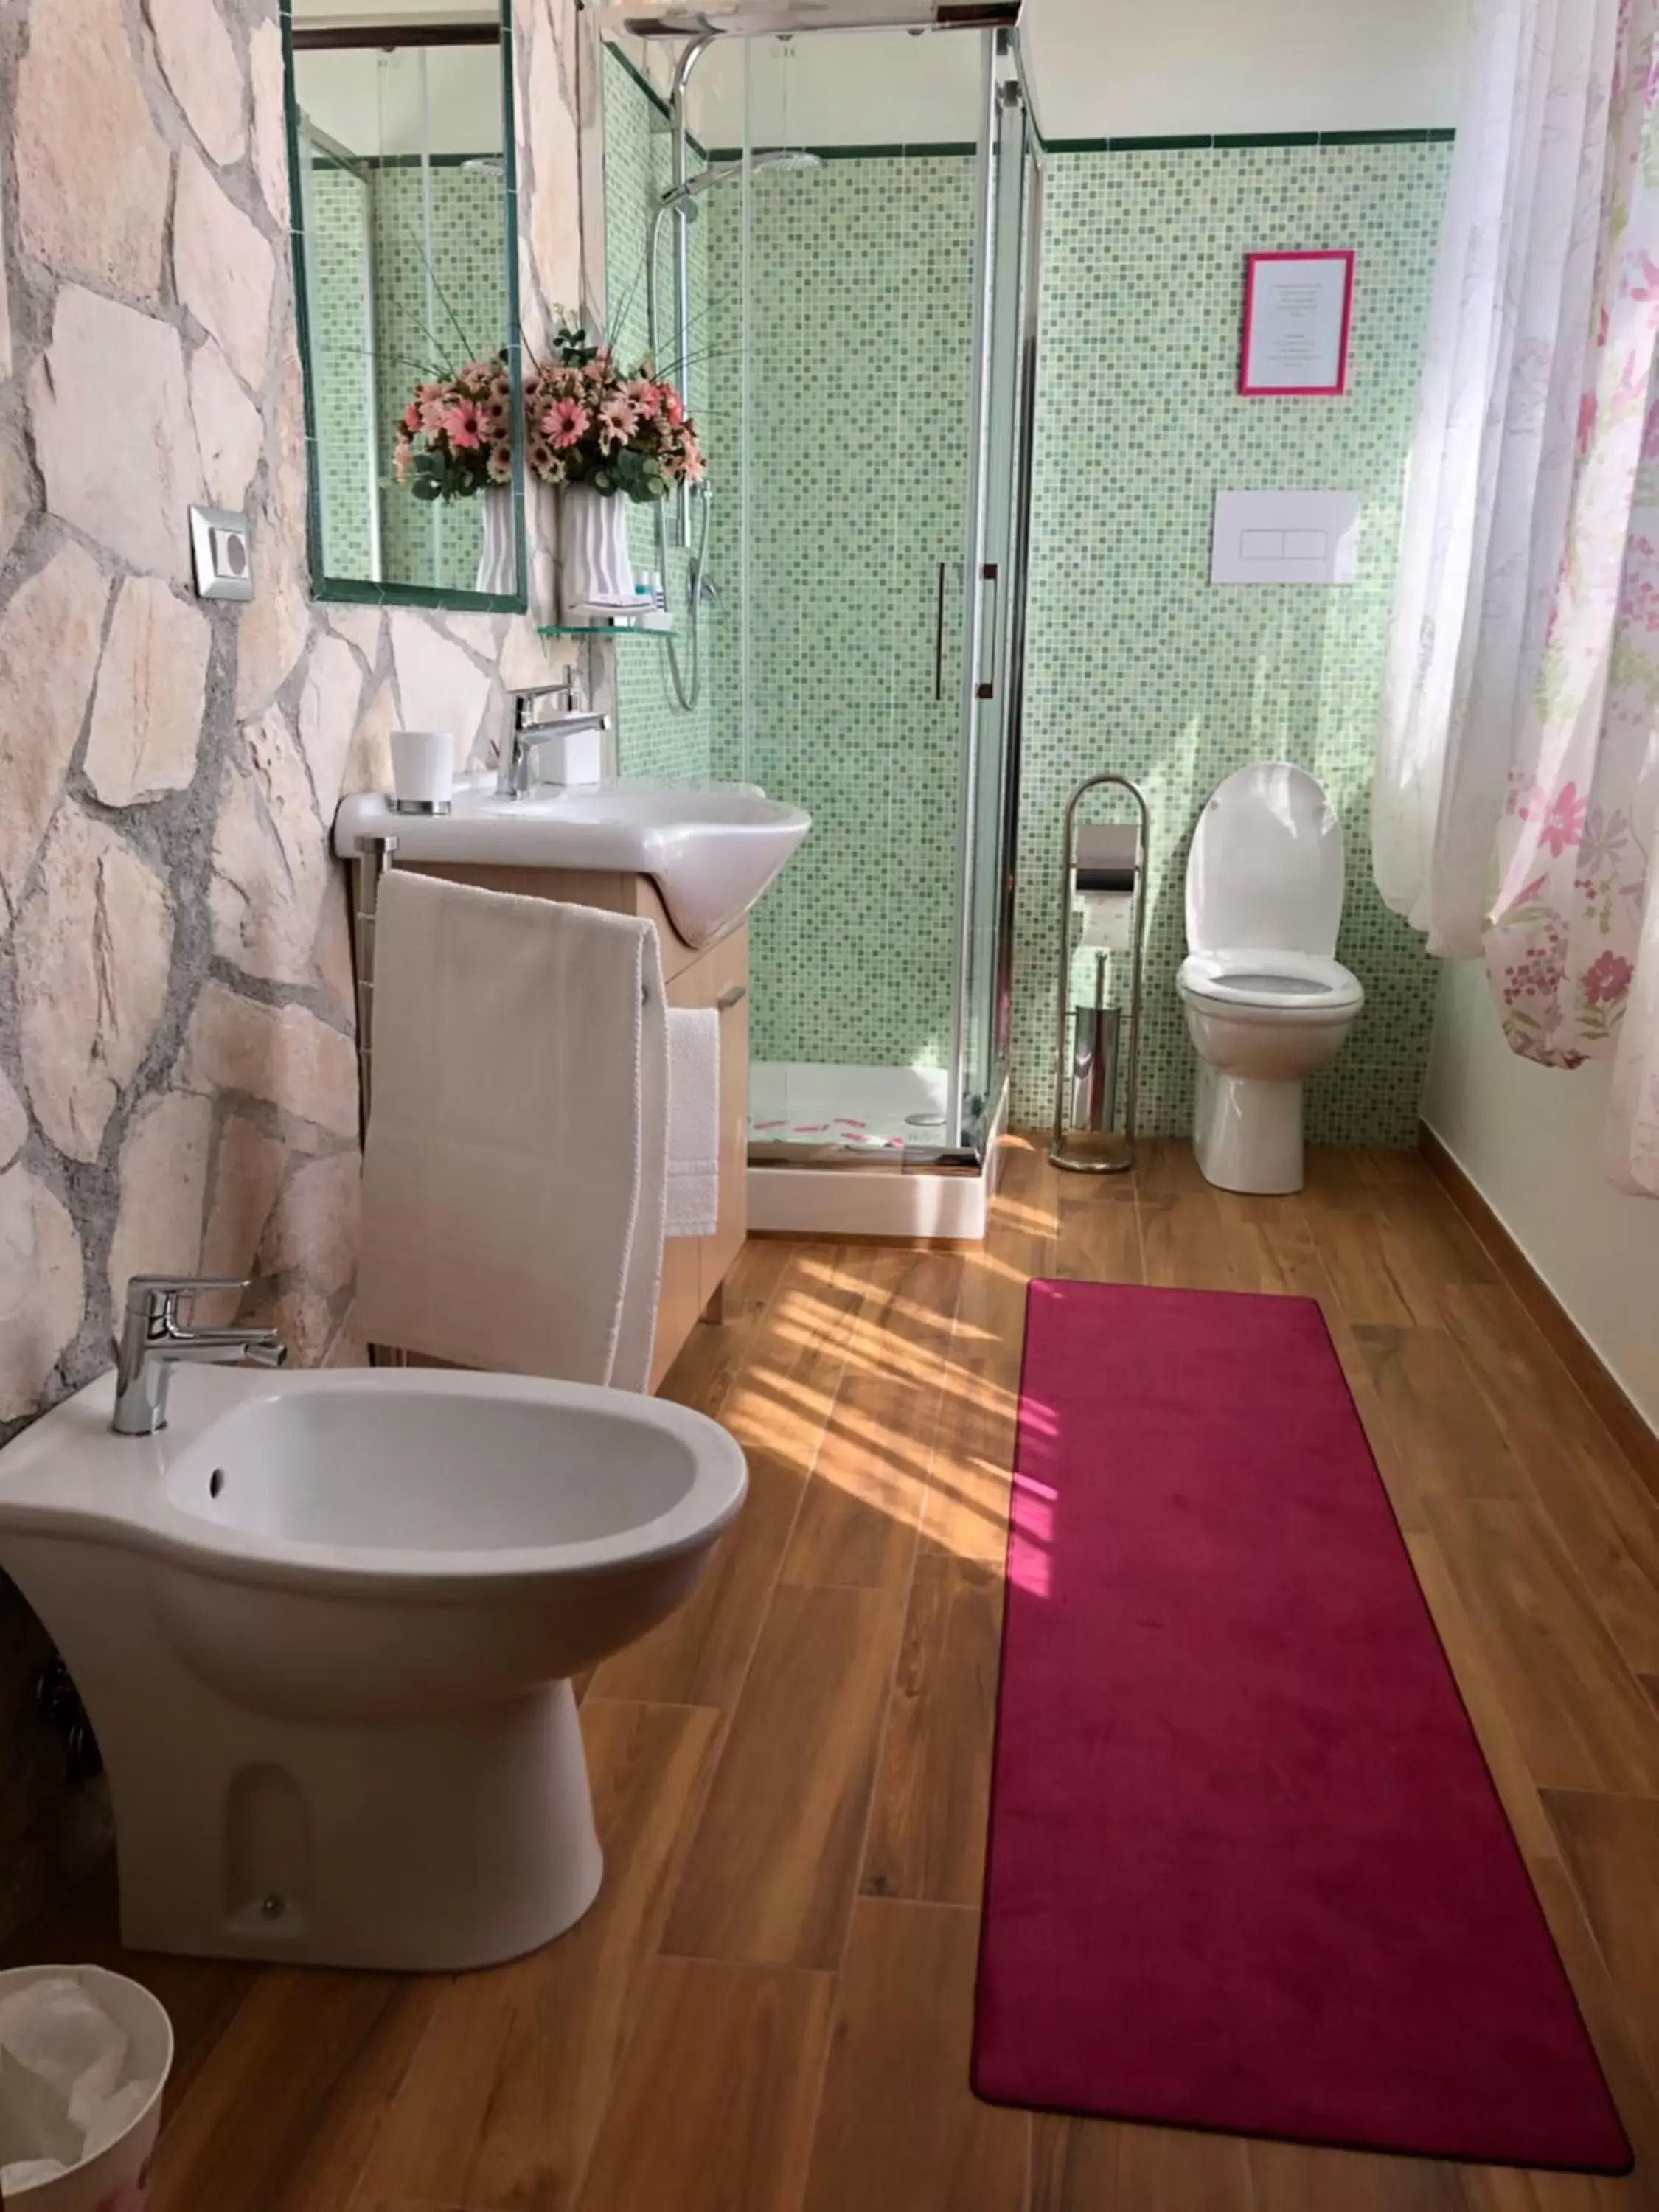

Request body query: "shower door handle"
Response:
[975, 562, 1000, 703]
[933, 562, 948, 702]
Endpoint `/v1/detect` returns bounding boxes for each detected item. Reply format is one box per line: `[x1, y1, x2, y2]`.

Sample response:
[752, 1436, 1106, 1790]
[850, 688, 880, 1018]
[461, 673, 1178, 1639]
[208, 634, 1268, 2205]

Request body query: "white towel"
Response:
[665, 1006, 719, 1239]
[356, 871, 667, 1390]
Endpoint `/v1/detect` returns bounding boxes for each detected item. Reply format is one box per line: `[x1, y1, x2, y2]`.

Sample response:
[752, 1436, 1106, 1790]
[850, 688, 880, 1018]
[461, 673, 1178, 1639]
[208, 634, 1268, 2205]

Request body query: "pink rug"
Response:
[973, 1281, 1630, 2172]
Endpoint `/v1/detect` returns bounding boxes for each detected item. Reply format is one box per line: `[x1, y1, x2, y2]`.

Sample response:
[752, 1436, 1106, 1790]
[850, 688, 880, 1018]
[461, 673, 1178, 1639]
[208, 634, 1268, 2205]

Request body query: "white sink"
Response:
[334, 776, 811, 950]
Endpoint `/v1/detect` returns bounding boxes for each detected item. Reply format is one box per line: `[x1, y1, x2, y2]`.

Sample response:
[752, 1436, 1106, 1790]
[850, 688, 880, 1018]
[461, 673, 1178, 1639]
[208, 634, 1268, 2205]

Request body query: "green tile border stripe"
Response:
[1040, 126, 1455, 153]
[706, 129, 1453, 162]
[306, 150, 507, 170]
[1316, 128, 1455, 145]
[706, 142, 978, 162]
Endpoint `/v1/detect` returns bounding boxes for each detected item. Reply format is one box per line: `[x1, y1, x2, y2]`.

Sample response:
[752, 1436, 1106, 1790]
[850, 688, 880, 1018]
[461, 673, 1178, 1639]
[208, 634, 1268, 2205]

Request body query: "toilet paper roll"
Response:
[1078, 892, 1133, 953]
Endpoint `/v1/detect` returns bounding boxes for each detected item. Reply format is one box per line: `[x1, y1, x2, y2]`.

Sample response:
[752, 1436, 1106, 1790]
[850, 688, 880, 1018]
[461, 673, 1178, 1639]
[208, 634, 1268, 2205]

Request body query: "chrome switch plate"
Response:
[189, 504, 254, 602]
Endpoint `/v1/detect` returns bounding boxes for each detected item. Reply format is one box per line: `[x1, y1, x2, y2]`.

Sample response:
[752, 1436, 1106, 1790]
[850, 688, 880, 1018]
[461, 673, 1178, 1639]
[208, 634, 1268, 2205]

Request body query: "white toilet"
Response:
[1178, 762, 1364, 1194]
[0, 1365, 746, 1971]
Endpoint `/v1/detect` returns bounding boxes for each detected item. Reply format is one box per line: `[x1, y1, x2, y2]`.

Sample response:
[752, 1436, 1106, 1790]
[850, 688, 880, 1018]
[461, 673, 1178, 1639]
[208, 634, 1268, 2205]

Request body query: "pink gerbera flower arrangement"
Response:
[523, 315, 706, 501]
[545, 394, 591, 449]
[393, 352, 514, 502]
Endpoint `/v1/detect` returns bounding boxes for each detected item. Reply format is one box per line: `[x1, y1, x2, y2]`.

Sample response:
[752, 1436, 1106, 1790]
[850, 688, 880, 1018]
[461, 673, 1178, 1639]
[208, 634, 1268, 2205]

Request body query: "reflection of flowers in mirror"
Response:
[393, 354, 513, 503]
[525, 315, 705, 503]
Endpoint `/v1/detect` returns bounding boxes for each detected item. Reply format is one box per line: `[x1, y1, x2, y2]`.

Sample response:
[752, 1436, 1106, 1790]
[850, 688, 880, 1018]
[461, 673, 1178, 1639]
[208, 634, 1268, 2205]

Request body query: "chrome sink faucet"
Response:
[111, 1276, 287, 1437]
[498, 678, 612, 799]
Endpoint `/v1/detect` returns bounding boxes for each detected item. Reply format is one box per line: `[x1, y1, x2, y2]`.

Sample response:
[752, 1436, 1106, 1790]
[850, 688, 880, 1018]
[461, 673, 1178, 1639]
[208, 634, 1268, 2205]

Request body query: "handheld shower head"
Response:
[659, 147, 824, 212]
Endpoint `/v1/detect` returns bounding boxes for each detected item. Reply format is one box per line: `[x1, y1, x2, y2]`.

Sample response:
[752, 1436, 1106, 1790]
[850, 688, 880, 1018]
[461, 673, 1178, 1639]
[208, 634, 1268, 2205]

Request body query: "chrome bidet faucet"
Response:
[111, 1276, 287, 1437]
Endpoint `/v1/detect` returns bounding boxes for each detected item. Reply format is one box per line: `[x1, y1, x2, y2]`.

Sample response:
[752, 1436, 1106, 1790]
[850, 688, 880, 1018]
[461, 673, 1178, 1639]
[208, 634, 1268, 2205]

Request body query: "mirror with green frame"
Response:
[285, 1, 525, 609]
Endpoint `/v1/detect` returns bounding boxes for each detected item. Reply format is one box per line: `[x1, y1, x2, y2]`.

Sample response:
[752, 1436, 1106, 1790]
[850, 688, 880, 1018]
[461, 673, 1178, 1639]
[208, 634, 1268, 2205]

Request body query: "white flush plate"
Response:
[189, 504, 254, 602]
[1211, 490, 1360, 585]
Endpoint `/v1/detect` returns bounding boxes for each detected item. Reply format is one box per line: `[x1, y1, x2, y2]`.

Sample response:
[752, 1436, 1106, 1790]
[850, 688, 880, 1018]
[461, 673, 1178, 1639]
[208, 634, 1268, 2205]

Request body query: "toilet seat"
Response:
[1186, 762, 1344, 956]
[1178, 948, 1363, 1015]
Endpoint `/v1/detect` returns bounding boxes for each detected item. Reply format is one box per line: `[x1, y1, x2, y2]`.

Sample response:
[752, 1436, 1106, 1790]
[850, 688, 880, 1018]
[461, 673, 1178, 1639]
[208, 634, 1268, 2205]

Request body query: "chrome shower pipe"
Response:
[641, 49, 824, 706]
[668, 30, 714, 546]
[639, 30, 716, 708]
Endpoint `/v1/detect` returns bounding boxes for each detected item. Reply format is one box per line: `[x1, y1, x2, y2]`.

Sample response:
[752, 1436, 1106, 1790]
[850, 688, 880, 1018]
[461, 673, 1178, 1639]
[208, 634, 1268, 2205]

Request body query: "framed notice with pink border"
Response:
[1239, 250, 1354, 397]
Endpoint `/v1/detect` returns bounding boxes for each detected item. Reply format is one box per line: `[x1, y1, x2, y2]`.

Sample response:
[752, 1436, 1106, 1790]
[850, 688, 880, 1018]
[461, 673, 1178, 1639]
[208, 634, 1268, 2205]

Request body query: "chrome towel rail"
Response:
[349, 832, 400, 1146]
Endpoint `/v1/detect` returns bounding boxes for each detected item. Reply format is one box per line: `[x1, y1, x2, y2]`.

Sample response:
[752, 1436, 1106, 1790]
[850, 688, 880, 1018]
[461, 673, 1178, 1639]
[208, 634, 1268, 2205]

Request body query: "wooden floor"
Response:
[13, 1135, 1659, 2211]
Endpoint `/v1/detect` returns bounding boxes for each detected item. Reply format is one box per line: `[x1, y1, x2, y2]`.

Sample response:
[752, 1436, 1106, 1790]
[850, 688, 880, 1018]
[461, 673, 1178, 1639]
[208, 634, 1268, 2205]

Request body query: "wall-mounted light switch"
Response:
[189, 504, 254, 602]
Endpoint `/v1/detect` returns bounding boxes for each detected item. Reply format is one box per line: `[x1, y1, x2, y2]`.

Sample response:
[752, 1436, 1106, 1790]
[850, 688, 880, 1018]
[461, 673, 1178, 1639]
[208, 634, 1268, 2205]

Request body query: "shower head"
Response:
[660, 147, 823, 210]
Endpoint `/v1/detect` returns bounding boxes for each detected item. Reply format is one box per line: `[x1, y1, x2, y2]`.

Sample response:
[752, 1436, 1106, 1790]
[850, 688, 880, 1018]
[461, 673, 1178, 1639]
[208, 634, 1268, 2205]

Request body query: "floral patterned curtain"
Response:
[1487, 9, 1659, 1194]
[1374, 0, 1659, 1195]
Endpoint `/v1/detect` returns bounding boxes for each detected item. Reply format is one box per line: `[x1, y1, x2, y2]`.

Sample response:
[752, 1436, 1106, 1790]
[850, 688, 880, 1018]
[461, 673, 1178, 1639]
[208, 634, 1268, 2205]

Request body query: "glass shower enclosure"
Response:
[599, 4, 1040, 1175]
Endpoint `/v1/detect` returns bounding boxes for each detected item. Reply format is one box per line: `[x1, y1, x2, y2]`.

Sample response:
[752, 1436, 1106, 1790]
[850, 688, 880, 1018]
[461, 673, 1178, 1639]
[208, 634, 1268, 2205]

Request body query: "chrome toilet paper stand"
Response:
[1049, 771, 1150, 1175]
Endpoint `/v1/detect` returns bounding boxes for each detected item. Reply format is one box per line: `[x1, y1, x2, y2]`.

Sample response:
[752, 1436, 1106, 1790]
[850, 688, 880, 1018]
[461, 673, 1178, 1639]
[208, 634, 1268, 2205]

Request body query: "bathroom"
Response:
[1, 0, 1658, 2200]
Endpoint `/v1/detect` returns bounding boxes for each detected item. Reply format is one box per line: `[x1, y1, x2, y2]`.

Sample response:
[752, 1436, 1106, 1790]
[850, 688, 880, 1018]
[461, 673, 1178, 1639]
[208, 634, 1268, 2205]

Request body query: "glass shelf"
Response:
[537, 619, 673, 638]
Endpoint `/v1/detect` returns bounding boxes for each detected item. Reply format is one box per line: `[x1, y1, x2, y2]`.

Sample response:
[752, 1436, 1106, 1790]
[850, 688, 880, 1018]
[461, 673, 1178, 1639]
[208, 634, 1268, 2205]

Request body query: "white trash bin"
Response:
[0, 1965, 173, 2210]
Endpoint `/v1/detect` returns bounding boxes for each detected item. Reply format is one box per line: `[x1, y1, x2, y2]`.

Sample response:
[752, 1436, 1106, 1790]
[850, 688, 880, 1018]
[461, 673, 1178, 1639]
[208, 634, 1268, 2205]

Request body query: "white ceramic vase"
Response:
[528, 480, 559, 630]
[474, 484, 515, 597]
[558, 482, 635, 618]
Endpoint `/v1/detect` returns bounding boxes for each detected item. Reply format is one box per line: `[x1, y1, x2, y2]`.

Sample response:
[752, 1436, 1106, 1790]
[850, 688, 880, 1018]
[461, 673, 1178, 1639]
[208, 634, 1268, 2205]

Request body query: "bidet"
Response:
[0, 1363, 746, 1969]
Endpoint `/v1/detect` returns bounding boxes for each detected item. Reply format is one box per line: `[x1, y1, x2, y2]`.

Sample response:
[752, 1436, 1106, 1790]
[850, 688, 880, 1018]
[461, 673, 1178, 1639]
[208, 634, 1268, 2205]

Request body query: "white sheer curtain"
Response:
[1374, 0, 1659, 1194]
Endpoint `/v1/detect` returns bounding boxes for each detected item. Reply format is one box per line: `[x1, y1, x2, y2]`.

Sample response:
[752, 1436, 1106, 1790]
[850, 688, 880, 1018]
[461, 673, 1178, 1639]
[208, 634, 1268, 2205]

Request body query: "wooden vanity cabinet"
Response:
[405, 862, 749, 1389]
[655, 919, 748, 1387]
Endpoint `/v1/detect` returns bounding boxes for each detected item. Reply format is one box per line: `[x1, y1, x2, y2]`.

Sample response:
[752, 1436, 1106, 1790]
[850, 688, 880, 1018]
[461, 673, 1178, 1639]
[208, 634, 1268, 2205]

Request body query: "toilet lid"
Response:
[1179, 949, 1364, 1013]
[1186, 762, 1343, 954]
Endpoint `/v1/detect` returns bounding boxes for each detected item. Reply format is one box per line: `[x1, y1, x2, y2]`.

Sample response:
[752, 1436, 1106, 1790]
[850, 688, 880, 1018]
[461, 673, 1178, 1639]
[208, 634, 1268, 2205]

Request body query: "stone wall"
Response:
[0, 0, 588, 1944]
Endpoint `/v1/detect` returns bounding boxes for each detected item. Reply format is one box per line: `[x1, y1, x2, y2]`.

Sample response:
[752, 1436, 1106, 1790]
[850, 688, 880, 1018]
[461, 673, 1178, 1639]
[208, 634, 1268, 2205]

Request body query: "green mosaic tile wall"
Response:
[602, 52, 717, 783]
[305, 164, 377, 579]
[1015, 141, 1450, 1144]
[701, 156, 979, 1071]
[372, 164, 509, 594]
[304, 160, 508, 592]
[603, 53, 978, 1069]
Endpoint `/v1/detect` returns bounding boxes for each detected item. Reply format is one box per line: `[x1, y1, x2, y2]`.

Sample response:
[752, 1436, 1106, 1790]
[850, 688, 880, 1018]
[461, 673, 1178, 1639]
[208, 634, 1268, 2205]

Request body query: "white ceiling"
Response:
[693, 32, 984, 149]
[1018, 0, 1465, 141]
[292, 0, 1467, 147]
[293, 41, 504, 156]
[677, 0, 1466, 147]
